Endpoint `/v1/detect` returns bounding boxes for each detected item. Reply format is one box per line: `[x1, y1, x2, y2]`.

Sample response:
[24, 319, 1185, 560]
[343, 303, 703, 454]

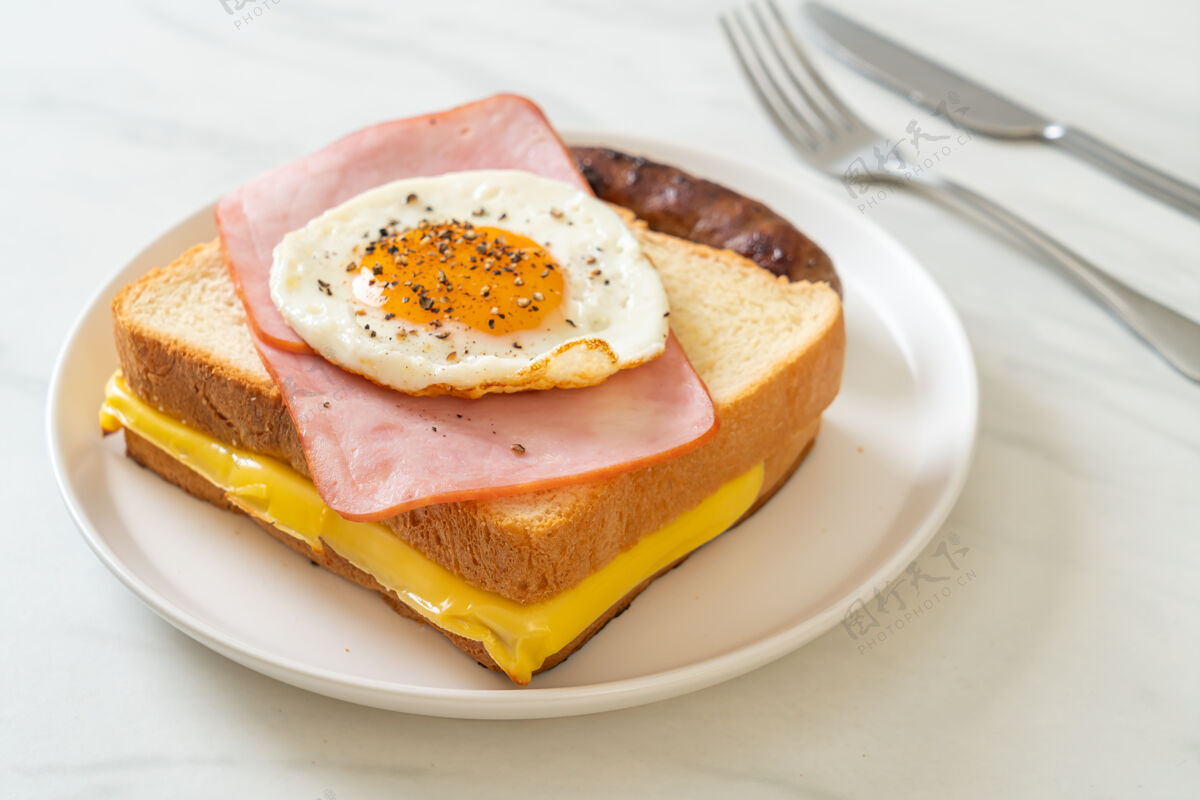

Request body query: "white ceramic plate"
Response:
[47, 134, 977, 719]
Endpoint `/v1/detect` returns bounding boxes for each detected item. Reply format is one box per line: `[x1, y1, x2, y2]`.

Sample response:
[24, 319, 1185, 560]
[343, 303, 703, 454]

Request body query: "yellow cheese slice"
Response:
[100, 372, 763, 684]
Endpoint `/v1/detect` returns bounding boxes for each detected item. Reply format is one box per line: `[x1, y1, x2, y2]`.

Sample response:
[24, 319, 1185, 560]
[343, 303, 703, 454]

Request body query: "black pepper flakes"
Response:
[510, 443, 526, 455]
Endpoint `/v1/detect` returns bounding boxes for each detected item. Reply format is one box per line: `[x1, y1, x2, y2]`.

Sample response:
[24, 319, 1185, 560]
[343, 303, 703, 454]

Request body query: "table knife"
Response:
[805, 2, 1200, 219]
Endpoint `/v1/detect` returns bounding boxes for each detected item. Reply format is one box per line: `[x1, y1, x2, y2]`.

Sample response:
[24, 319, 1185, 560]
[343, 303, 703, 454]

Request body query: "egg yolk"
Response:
[353, 220, 564, 336]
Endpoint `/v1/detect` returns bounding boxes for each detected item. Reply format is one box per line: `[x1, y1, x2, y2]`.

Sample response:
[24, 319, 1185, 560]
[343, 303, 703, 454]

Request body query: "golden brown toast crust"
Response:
[112, 230, 843, 604]
[122, 416, 819, 678]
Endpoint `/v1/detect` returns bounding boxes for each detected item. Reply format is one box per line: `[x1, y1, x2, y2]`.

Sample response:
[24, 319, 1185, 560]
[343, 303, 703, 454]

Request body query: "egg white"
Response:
[269, 170, 670, 397]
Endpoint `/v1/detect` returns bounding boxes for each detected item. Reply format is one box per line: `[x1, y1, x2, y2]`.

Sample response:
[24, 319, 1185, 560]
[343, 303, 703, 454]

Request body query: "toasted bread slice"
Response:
[112, 218, 844, 605]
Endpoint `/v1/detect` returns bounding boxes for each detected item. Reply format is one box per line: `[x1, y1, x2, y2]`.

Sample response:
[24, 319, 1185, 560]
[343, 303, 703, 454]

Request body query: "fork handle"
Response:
[1046, 126, 1200, 219]
[928, 179, 1200, 381]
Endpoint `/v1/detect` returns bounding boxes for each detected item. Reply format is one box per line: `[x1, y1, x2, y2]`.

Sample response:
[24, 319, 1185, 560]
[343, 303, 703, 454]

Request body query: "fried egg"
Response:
[269, 170, 670, 398]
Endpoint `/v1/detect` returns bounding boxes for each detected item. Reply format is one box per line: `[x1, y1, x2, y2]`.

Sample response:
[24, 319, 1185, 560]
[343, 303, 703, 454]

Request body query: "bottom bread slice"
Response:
[121, 415, 819, 682]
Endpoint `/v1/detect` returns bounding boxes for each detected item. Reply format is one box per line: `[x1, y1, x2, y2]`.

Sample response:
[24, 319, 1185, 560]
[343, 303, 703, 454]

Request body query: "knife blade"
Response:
[805, 3, 1048, 137]
[804, 2, 1200, 218]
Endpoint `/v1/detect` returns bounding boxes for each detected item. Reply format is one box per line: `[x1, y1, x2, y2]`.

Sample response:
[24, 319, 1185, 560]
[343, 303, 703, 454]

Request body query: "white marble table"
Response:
[7, 0, 1199, 796]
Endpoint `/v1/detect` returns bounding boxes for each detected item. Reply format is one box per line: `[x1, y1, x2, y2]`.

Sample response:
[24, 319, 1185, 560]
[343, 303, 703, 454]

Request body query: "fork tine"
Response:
[747, 2, 840, 138]
[736, 7, 837, 144]
[761, 0, 862, 132]
[720, 10, 821, 150]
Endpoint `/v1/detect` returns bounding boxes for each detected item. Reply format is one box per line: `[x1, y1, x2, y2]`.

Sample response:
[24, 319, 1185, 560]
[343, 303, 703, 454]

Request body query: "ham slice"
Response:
[258, 333, 715, 521]
[217, 94, 718, 519]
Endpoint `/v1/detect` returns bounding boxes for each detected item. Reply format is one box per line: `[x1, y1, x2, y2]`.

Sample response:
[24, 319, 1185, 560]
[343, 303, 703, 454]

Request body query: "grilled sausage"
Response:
[572, 146, 840, 294]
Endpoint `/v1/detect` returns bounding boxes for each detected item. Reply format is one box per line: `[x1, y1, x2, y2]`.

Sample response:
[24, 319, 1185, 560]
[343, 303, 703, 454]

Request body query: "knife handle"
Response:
[927, 179, 1200, 381]
[1048, 126, 1200, 219]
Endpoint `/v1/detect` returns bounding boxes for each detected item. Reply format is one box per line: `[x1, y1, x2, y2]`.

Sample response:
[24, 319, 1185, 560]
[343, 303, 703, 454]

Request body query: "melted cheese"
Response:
[100, 372, 762, 684]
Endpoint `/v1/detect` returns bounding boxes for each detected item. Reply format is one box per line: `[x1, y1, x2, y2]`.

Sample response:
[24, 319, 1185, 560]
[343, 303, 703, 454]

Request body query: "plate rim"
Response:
[46, 131, 978, 719]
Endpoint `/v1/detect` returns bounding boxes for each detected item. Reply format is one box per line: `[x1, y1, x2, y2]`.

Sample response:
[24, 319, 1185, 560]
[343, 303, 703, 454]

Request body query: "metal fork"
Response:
[721, 0, 1200, 383]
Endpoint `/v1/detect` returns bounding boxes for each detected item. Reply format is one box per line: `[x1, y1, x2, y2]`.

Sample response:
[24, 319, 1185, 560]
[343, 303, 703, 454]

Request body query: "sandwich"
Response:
[99, 95, 845, 685]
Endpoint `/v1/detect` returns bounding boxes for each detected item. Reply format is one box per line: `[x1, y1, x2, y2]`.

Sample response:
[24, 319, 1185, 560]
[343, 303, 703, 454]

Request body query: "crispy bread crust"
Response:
[111, 244, 303, 469]
[122, 415, 818, 678]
